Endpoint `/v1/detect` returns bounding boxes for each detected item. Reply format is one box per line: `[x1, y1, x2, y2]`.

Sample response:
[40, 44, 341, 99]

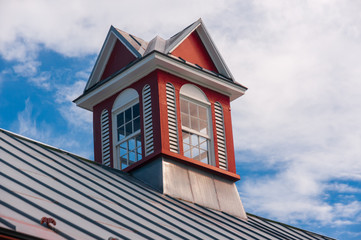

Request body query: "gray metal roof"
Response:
[0, 128, 334, 240]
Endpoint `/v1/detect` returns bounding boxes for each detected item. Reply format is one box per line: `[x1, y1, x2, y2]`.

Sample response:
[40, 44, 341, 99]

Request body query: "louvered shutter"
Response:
[214, 102, 227, 170]
[143, 85, 154, 156]
[166, 83, 179, 153]
[101, 109, 111, 166]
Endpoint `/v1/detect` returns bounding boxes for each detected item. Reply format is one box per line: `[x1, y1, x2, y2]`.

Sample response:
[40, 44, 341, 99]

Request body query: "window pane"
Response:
[190, 117, 199, 131]
[121, 154, 128, 169]
[117, 112, 124, 127]
[125, 122, 133, 136]
[182, 131, 190, 144]
[191, 133, 198, 147]
[118, 126, 125, 141]
[192, 148, 200, 160]
[137, 146, 142, 155]
[129, 138, 135, 151]
[198, 106, 207, 121]
[129, 152, 136, 164]
[200, 137, 208, 151]
[199, 120, 208, 134]
[184, 150, 191, 158]
[181, 113, 190, 128]
[189, 102, 197, 116]
[125, 108, 132, 123]
[136, 135, 142, 147]
[200, 150, 208, 164]
[119, 142, 127, 156]
[137, 154, 142, 161]
[180, 99, 188, 114]
[134, 116, 140, 132]
[133, 103, 140, 118]
[183, 143, 190, 152]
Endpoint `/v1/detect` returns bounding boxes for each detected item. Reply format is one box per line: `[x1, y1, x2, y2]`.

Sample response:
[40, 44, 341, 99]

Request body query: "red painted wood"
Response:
[93, 72, 161, 167]
[93, 69, 237, 175]
[156, 70, 237, 174]
[100, 39, 137, 81]
[171, 31, 218, 73]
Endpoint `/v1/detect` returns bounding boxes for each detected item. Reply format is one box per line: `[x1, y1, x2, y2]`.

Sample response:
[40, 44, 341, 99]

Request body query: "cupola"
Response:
[74, 19, 248, 218]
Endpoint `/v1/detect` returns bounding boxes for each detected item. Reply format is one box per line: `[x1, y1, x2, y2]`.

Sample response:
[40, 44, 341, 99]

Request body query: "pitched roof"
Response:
[84, 19, 241, 93]
[0, 128, 335, 240]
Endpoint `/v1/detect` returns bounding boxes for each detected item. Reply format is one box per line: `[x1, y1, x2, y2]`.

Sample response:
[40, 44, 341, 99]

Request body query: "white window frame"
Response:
[112, 89, 142, 170]
[180, 85, 215, 166]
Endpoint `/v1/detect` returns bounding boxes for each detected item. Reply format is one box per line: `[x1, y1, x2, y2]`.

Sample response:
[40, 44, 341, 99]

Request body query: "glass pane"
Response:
[134, 116, 140, 132]
[181, 113, 190, 128]
[184, 149, 191, 158]
[198, 106, 207, 121]
[136, 135, 142, 147]
[199, 150, 208, 164]
[183, 143, 190, 152]
[129, 138, 135, 151]
[119, 142, 127, 156]
[190, 117, 199, 131]
[137, 154, 142, 161]
[182, 131, 190, 144]
[180, 99, 188, 114]
[137, 146, 142, 155]
[129, 152, 136, 164]
[125, 108, 132, 123]
[199, 120, 208, 134]
[133, 103, 140, 118]
[189, 102, 197, 116]
[117, 112, 124, 127]
[118, 126, 125, 141]
[200, 137, 208, 151]
[192, 148, 200, 160]
[125, 122, 133, 136]
[191, 133, 198, 147]
[121, 154, 128, 169]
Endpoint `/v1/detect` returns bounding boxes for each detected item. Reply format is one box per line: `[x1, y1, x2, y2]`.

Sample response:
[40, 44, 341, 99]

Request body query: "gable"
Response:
[171, 31, 218, 73]
[100, 39, 137, 81]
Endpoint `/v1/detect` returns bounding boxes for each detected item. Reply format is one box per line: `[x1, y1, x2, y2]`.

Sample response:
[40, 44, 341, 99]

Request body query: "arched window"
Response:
[112, 89, 142, 169]
[180, 84, 213, 165]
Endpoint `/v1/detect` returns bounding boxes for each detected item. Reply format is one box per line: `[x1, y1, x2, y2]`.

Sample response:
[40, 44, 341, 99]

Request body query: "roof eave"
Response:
[74, 51, 247, 111]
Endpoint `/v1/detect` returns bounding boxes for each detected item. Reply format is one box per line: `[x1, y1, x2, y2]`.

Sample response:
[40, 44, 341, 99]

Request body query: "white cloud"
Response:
[2, 0, 361, 234]
[29, 71, 51, 90]
[228, 0, 361, 226]
[13, 61, 41, 77]
[55, 80, 92, 129]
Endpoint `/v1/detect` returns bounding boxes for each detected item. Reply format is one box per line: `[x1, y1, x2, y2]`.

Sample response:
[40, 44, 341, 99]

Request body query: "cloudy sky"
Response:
[1, 0, 360, 239]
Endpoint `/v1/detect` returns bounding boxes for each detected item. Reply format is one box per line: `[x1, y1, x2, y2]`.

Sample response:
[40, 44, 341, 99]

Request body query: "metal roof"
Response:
[0, 128, 334, 240]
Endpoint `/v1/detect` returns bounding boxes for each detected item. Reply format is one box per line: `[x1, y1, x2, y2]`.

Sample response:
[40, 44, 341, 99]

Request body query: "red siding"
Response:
[93, 69, 237, 177]
[93, 72, 161, 167]
[171, 31, 218, 73]
[157, 70, 236, 174]
[100, 39, 137, 81]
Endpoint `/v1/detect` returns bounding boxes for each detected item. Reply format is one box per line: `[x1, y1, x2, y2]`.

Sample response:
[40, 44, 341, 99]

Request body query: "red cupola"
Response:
[74, 19, 248, 218]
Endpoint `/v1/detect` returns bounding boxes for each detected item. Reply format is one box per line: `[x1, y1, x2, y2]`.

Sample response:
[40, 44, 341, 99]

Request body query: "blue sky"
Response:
[1, 1, 361, 239]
